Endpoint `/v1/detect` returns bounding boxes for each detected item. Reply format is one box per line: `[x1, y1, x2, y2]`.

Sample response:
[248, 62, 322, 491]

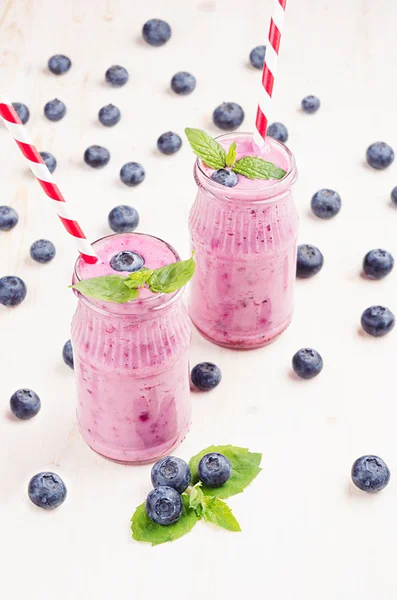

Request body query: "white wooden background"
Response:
[1, 1, 397, 599]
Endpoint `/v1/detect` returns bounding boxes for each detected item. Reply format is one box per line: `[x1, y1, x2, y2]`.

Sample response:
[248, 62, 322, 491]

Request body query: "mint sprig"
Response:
[71, 254, 195, 304]
[185, 127, 286, 180]
[130, 445, 262, 545]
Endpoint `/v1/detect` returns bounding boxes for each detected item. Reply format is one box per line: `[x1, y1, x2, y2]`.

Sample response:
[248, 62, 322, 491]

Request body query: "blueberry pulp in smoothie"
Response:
[189, 133, 298, 349]
[72, 233, 192, 463]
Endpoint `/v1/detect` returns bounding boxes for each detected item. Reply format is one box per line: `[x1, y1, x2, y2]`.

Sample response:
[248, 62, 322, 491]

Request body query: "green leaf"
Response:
[71, 276, 139, 304]
[148, 254, 196, 294]
[225, 141, 237, 167]
[124, 268, 153, 289]
[188, 483, 204, 511]
[185, 128, 226, 170]
[232, 156, 286, 180]
[189, 445, 262, 499]
[201, 496, 241, 532]
[130, 495, 200, 546]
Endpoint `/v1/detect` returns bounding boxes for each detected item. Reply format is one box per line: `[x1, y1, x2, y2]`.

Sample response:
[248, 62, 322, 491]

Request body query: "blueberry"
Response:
[301, 95, 320, 114]
[98, 104, 121, 127]
[48, 54, 71, 75]
[198, 453, 232, 488]
[361, 306, 395, 337]
[28, 472, 67, 509]
[142, 19, 172, 47]
[0, 206, 18, 231]
[10, 389, 41, 420]
[249, 45, 266, 69]
[213, 102, 245, 131]
[296, 244, 324, 278]
[151, 456, 191, 493]
[30, 239, 56, 264]
[191, 362, 222, 391]
[351, 455, 390, 493]
[157, 132, 182, 155]
[84, 145, 110, 168]
[391, 187, 397, 206]
[171, 72, 196, 95]
[105, 65, 129, 88]
[12, 102, 29, 124]
[120, 162, 145, 187]
[108, 205, 139, 233]
[0, 276, 27, 307]
[39, 151, 57, 174]
[366, 142, 394, 170]
[62, 340, 74, 370]
[44, 98, 66, 122]
[146, 486, 182, 525]
[311, 188, 341, 219]
[211, 169, 238, 187]
[363, 249, 394, 280]
[292, 348, 323, 379]
[110, 251, 144, 272]
[267, 122, 288, 143]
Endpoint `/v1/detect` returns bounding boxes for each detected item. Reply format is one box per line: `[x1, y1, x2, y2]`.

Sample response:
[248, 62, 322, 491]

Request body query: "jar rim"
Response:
[194, 132, 297, 202]
[73, 232, 184, 316]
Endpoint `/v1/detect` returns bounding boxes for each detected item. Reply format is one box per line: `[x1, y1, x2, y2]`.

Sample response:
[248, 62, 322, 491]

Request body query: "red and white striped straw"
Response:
[0, 98, 98, 264]
[254, 0, 287, 145]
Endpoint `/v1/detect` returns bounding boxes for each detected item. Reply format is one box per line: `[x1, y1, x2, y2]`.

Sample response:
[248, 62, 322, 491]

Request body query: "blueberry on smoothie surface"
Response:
[249, 45, 266, 69]
[391, 187, 397, 206]
[30, 239, 56, 264]
[44, 98, 66, 122]
[198, 453, 232, 487]
[311, 189, 341, 219]
[105, 65, 129, 87]
[171, 71, 196, 95]
[110, 251, 144, 272]
[84, 145, 110, 168]
[10, 389, 41, 420]
[39, 151, 57, 174]
[62, 340, 74, 370]
[28, 472, 67, 509]
[191, 362, 222, 391]
[351, 455, 390, 493]
[292, 348, 323, 379]
[120, 162, 145, 186]
[363, 249, 394, 280]
[296, 244, 324, 278]
[0, 276, 27, 307]
[213, 102, 245, 131]
[145, 486, 183, 526]
[211, 169, 238, 187]
[0, 206, 18, 231]
[48, 54, 71, 75]
[361, 306, 395, 337]
[12, 102, 29, 124]
[151, 456, 191, 494]
[366, 142, 394, 170]
[98, 104, 121, 127]
[301, 95, 320, 114]
[108, 205, 139, 233]
[267, 122, 288, 143]
[142, 19, 172, 47]
[157, 132, 182, 155]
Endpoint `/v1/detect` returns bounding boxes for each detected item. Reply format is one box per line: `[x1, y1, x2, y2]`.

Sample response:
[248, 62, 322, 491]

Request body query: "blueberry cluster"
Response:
[146, 453, 232, 525]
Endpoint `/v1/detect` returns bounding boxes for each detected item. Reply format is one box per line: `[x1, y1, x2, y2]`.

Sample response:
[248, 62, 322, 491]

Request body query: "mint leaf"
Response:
[233, 156, 286, 180]
[189, 445, 262, 499]
[185, 128, 226, 170]
[130, 495, 200, 546]
[71, 276, 139, 304]
[148, 254, 196, 294]
[188, 483, 204, 511]
[225, 141, 237, 167]
[201, 496, 241, 532]
[124, 268, 153, 289]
